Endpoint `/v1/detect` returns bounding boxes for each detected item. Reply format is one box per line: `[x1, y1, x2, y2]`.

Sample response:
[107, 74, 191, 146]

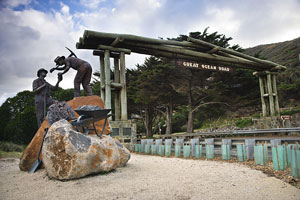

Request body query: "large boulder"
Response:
[19, 95, 111, 171]
[42, 119, 130, 180]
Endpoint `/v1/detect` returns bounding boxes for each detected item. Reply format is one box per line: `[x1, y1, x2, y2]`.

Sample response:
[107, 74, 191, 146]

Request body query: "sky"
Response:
[0, 0, 300, 106]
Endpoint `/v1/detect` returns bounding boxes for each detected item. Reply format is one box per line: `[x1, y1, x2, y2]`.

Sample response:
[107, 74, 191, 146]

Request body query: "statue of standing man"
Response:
[33, 68, 62, 127]
[52, 56, 93, 97]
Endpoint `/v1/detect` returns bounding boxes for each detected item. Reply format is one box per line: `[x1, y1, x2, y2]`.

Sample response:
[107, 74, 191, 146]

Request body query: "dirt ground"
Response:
[0, 154, 300, 200]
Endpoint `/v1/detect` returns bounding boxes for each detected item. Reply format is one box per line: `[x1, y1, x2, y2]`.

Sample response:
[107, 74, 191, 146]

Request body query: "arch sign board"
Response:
[176, 60, 233, 73]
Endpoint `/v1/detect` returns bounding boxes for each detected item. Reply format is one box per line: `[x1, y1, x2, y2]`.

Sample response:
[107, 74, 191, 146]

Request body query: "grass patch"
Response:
[0, 141, 25, 158]
[0, 150, 22, 158]
[0, 141, 26, 152]
[235, 118, 253, 128]
[280, 109, 300, 116]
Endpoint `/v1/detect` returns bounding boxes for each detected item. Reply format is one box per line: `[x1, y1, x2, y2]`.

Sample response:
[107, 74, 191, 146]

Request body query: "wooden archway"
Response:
[76, 30, 286, 122]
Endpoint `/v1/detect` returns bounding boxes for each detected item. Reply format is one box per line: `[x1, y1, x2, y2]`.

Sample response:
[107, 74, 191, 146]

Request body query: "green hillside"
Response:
[244, 37, 300, 108]
[244, 37, 300, 68]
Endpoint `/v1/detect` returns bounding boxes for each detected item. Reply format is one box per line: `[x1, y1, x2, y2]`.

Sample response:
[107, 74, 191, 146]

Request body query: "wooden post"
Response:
[120, 52, 128, 120]
[267, 73, 275, 117]
[114, 57, 121, 121]
[272, 74, 280, 117]
[263, 76, 270, 115]
[258, 76, 267, 117]
[104, 50, 111, 112]
[99, 55, 105, 100]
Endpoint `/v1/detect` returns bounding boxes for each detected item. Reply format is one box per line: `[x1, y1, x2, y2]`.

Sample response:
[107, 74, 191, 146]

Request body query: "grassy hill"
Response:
[244, 37, 300, 68]
[243, 37, 300, 108]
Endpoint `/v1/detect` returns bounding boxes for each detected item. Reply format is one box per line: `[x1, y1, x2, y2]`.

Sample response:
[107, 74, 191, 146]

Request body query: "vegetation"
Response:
[0, 88, 75, 145]
[124, 28, 259, 136]
[0, 141, 26, 152]
[244, 37, 300, 107]
[0, 29, 299, 144]
[280, 109, 300, 116]
[235, 118, 253, 128]
[0, 141, 25, 158]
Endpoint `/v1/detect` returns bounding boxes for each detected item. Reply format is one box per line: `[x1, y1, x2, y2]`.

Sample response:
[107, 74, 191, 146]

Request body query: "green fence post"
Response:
[206, 144, 214, 159]
[222, 144, 230, 160]
[272, 146, 279, 170]
[237, 144, 246, 162]
[291, 148, 300, 178]
[134, 144, 139, 152]
[272, 145, 288, 171]
[175, 145, 181, 157]
[145, 144, 150, 154]
[158, 145, 165, 156]
[151, 144, 156, 155]
[254, 145, 262, 165]
[165, 144, 171, 157]
[195, 145, 202, 159]
[184, 145, 191, 158]
[254, 144, 268, 165]
[138, 144, 143, 153]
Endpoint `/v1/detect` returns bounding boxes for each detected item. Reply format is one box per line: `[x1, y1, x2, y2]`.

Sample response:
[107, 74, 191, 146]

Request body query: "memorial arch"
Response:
[76, 30, 286, 137]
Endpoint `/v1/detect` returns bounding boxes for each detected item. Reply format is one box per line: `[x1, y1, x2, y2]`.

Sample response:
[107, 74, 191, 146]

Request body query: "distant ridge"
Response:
[244, 37, 300, 68]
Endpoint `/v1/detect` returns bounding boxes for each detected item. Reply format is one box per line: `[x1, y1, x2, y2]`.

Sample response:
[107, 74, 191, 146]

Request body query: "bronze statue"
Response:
[33, 68, 62, 127]
[51, 56, 93, 97]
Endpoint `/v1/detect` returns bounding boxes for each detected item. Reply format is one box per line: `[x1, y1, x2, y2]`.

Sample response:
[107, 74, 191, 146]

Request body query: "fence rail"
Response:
[152, 127, 300, 139]
[134, 137, 300, 178]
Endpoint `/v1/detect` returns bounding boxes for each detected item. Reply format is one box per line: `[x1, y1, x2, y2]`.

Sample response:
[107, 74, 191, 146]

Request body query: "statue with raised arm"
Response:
[51, 56, 93, 97]
[33, 68, 62, 127]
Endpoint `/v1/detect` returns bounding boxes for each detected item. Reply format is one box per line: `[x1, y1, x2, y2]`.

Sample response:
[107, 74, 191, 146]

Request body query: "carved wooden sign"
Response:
[176, 60, 233, 72]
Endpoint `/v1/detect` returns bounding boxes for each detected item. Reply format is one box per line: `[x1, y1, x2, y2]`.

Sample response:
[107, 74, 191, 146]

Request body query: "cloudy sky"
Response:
[0, 0, 300, 105]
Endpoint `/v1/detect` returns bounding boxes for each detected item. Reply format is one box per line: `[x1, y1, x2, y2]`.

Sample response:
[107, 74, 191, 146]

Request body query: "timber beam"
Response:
[111, 37, 124, 47]
[97, 44, 131, 54]
[188, 37, 287, 71]
[93, 50, 120, 58]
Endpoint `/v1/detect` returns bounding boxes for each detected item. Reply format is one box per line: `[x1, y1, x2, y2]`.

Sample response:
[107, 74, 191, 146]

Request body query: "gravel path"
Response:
[1, 154, 299, 200]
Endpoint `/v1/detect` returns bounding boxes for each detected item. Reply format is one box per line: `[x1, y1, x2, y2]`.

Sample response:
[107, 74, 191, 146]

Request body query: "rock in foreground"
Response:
[19, 95, 111, 171]
[42, 119, 130, 180]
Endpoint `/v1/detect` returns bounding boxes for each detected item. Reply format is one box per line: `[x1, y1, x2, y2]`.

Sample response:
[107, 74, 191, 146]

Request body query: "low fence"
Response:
[133, 137, 300, 178]
[152, 128, 300, 140]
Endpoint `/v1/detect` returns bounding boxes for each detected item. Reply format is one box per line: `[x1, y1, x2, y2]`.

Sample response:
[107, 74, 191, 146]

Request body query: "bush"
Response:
[252, 113, 260, 118]
[0, 141, 26, 152]
[280, 109, 300, 116]
[235, 118, 253, 128]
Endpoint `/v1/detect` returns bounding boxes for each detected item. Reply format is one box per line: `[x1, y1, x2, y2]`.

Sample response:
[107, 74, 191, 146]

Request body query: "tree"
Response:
[166, 28, 242, 132]
[127, 57, 162, 137]
[51, 88, 74, 102]
[0, 87, 79, 144]
[127, 57, 183, 137]
[0, 91, 37, 144]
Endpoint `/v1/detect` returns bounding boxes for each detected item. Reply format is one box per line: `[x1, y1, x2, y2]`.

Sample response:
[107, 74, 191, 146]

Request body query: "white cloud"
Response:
[1, 0, 300, 106]
[0, 4, 86, 105]
[60, 2, 70, 15]
[217, 0, 300, 47]
[80, 0, 106, 9]
[0, 0, 32, 8]
[205, 6, 240, 35]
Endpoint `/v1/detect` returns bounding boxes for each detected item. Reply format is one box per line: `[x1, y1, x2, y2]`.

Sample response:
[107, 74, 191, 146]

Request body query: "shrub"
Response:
[280, 109, 300, 116]
[0, 141, 25, 152]
[235, 118, 253, 128]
